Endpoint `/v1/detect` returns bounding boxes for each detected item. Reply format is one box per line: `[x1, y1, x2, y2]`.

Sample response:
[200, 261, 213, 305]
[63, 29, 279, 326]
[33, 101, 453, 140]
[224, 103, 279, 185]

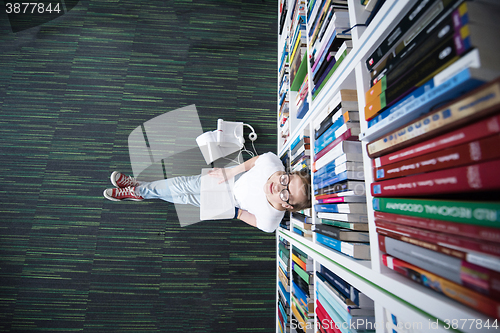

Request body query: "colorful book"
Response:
[315, 203, 367, 214]
[316, 233, 370, 259]
[375, 220, 500, 268]
[314, 129, 360, 164]
[314, 170, 365, 192]
[371, 158, 500, 197]
[374, 211, 500, 243]
[361, 50, 497, 142]
[372, 197, 500, 228]
[367, 78, 500, 159]
[318, 219, 369, 231]
[379, 235, 500, 298]
[382, 254, 500, 319]
[313, 223, 369, 242]
[316, 195, 366, 204]
[317, 212, 368, 224]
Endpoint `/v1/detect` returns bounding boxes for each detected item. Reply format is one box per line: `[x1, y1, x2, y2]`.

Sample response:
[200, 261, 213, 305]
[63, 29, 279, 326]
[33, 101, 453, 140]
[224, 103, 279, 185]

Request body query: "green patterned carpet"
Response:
[0, 0, 279, 331]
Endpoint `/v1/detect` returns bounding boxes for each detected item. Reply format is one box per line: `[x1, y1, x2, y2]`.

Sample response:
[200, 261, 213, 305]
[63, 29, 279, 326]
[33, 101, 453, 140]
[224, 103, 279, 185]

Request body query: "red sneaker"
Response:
[103, 187, 143, 201]
[110, 171, 140, 188]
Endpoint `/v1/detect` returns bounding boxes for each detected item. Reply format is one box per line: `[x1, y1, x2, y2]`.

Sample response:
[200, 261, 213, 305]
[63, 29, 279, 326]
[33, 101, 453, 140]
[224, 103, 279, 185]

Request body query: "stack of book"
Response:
[289, 0, 309, 119]
[367, 76, 500, 317]
[291, 132, 311, 172]
[307, 0, 351, 99]
[279, 0, 288, 36]
[316, 264, 375, 332]
[291, 212, 313, 240]
[362, 0, 500, 141]
[278, 237, 291, 333]
[291, 247, 314, 333]
[279, 41, 290, 146]
[312, 89, 370, 259]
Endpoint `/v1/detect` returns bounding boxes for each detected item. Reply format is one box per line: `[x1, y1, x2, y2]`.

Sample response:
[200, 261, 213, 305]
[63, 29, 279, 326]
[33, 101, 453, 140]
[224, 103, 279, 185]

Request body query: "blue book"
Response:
[316, 233, 370, 259]
[296, 99, 309, 119]
[362, 51, 490, 141]
[320, 265, 350, 300]
[290, 134, 304, 151]
[315, 122, 359, 155]
[314, 203, 366, 214]
[292, 281, 308, 306]
[317, 282, 352, 322]
[279, 281, 290, 305]
[278, 301, 288, 324]
[313, 170, 349, 190]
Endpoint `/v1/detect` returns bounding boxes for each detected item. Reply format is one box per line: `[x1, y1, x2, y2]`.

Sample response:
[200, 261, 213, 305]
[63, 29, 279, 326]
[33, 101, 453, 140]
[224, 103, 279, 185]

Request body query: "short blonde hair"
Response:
[288, 169, 311, 212]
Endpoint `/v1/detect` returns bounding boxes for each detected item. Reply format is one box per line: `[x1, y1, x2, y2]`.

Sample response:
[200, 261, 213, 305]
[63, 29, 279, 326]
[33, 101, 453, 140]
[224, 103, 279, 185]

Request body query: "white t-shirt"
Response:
[233, 152, 285, 233]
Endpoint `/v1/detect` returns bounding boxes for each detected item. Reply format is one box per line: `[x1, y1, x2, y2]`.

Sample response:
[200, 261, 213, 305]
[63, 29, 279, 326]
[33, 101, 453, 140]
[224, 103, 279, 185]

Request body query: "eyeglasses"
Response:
[279, 173, 291, 205]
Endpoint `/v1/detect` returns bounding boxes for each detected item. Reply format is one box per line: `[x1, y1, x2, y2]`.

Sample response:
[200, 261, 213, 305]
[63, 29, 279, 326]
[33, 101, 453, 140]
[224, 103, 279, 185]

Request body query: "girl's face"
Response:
[263, 171, 307, 211]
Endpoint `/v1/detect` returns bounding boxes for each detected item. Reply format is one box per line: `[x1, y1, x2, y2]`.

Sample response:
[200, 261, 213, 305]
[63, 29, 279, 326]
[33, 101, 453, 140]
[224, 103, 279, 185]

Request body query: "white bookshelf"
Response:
[276, 1, 498, 332]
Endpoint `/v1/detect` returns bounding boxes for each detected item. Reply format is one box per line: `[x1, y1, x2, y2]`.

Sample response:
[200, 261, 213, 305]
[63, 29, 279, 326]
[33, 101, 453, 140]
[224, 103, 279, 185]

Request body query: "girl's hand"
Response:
[208, 168, 234, 184]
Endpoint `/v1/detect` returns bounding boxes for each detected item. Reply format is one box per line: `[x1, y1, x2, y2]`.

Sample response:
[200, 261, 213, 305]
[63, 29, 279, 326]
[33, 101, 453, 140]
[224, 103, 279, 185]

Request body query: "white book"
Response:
[314, 141, 362, 170]
[317, 212, 368, 223]
[200, 168, 235, 220]
[313, 90, 357, 129]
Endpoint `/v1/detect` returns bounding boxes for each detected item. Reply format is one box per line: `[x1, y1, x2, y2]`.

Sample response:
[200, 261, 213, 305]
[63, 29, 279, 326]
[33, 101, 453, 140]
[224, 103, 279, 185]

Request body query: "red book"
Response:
[373, 134, 500, 181]
[374, 211, 500, 243]
[375, 220, 500, 258]
[314, 128, 358, 162]
[316, 300, 340, 333]
[382, 254, 500, 320]
[371, 158, 500, 197]
[372, 113, 500, 168]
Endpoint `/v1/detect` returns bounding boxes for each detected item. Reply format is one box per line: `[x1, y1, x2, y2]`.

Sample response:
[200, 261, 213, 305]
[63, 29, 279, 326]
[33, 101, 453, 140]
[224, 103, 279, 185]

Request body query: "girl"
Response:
[103, 152, 311, 232]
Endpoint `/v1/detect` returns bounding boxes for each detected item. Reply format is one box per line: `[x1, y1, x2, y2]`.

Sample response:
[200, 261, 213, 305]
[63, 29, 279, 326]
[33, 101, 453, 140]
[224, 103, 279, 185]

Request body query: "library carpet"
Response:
[0, 0, 279, 331]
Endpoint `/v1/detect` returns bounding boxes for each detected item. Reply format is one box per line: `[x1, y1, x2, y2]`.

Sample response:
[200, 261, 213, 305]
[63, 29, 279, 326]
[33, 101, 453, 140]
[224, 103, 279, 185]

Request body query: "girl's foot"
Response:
[103, 187, 143, 201]
[110, 171, 140, 188]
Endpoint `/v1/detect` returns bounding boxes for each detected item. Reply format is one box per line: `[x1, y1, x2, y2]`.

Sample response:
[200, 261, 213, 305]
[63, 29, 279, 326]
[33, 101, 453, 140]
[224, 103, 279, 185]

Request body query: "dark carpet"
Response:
[0, 0, 279, 331]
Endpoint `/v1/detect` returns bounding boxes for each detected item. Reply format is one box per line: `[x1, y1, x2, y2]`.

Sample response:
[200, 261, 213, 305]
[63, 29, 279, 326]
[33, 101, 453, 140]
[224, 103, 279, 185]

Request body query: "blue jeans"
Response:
[135, 175, 201, 208]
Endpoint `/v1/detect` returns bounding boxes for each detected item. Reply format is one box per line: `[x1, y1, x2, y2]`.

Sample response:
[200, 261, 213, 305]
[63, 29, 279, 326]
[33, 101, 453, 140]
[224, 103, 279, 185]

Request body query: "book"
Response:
[314, 180, 365, 196]
[316, 271, 358, 308]
[314, 129, 360, 164]
[316, 195, 366, 204]
[315, 121, 361, 155]
[379, 235, 500, 297]
[317, 212, 368, 224]
[315, 203, 367, 214]
[314, 140, 362, 169]
[361, 49, 497, 142]
[367, 77, 500, 159]
[315, 160, 364, 180]
[316, 233, 370, 259]
[372, 197, 500, 228]
[371, 158, 500, 197]
[318, 219, 369, 231]
[320, 264, 362, 306]
[313, 223, 369, 242]
[382, 254, 500, 320]
[376, 225, 500, 273]
[373, 133, 500, 181]
[374, 210, 500, 243]
[314, 170, 365, 192]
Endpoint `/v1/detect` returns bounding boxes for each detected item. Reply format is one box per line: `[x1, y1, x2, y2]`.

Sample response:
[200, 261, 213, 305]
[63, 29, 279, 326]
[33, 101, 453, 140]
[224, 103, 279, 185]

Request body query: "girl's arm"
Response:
[237, 209, 257, 228]
[208, 155, 259, 183]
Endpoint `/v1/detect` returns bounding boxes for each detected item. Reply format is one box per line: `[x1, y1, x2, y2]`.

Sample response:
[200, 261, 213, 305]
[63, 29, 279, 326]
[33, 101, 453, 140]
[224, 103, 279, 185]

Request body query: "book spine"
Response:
[372, 158, 500, 196]
[374, 210, 500, 242]
[317, 282, 352, 322]
[373, 134, 500, 181]
[368, 80, 500, 159]
[382, 254, 500, 319]
[315, 203, 367, 214]
[320, 265, 350, 300]
[316, 300, 341, 333]
[314, 128, 358, 162]
[372, 197, 500, 227]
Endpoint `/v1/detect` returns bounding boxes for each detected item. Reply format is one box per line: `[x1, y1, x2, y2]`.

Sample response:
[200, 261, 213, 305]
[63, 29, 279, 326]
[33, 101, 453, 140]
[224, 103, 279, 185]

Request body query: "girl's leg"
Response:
[135, 175, 201, 207]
